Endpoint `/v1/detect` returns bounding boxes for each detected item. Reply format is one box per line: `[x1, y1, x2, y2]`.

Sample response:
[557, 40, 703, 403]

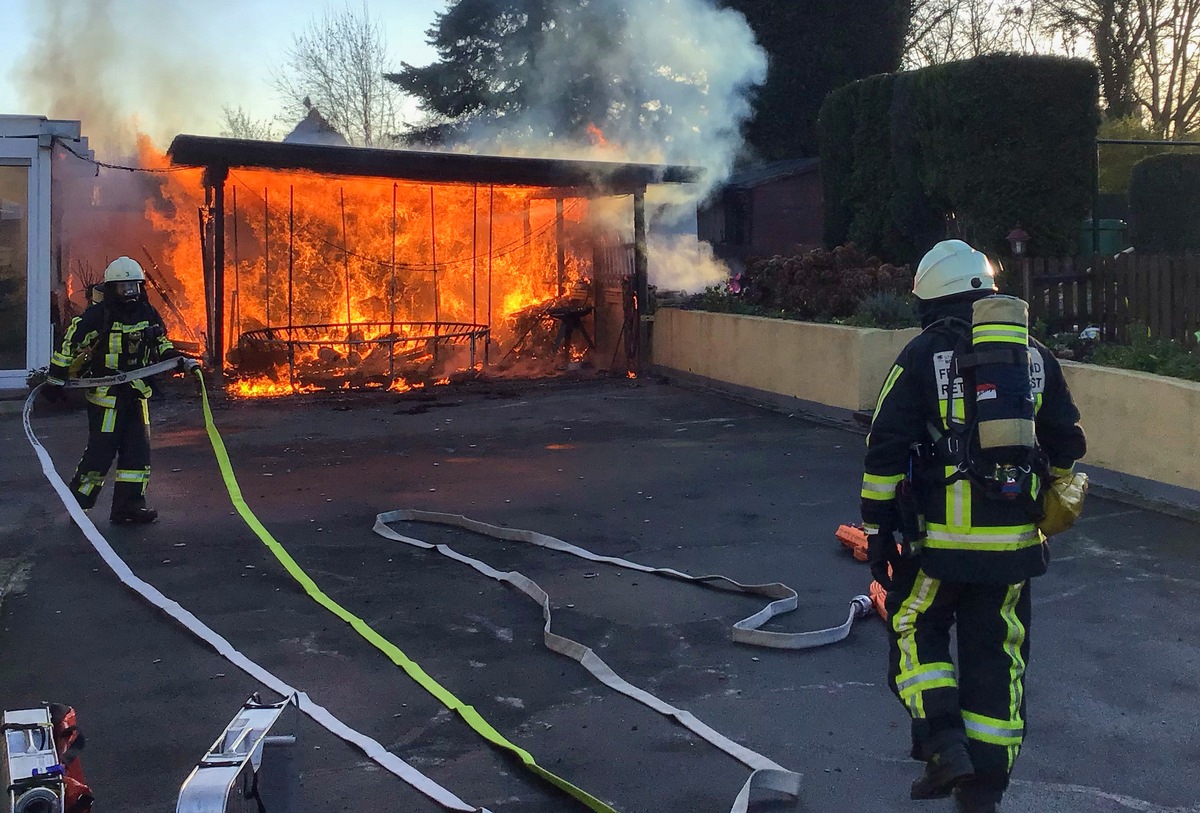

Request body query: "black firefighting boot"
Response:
[911, 732, 975, 800]
[111, 477, 156, 524]
[953, 774, 1005, 812]
[110, 507, 158, 524]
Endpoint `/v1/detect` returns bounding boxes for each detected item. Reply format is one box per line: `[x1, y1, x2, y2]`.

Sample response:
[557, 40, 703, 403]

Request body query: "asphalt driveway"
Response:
[2, 376, 1197, 813]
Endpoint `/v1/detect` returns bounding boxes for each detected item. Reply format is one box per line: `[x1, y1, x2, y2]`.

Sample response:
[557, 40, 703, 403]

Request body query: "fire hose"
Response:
[24, 366, 880, 813]
[22, 375, 492, 813]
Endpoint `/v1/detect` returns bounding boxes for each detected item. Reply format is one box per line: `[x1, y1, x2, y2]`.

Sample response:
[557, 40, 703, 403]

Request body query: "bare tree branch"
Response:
[272, 2, 401, 146]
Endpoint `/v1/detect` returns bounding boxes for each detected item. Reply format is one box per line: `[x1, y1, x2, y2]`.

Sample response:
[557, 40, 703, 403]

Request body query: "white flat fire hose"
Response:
[24, 367, 878, 813]
[374, 510, 879, 812]
[57, 358, 183, 389]
[22, 383, 493, 813]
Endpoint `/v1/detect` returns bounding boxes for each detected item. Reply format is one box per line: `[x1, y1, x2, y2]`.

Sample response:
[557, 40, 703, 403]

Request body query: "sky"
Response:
[0, 0, 441, 152]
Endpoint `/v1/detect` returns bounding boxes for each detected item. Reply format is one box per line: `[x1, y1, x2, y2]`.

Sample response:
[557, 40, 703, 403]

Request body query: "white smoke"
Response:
[13, 0, 238, 159]
[433, 0, 767, 292]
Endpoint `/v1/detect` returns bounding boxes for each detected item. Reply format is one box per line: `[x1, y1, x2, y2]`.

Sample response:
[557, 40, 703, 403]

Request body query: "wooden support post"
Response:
[633, 190, 649, 374]
[203, 164, 228, 382]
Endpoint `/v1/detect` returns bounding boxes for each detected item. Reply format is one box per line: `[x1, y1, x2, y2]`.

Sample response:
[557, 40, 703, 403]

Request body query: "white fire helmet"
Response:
[912, 239, 998, 301]
[103, 256, 147, 284]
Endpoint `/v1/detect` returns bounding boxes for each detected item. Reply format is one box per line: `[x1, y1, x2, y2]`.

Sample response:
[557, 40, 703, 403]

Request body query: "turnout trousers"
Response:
[68, 392, 152, 514]
[885, 560, 1032, 798]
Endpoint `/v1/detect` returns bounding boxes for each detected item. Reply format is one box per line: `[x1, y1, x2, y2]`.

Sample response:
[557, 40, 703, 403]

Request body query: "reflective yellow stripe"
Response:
[973, 325, 1028, 343]
[869, 365, 904, 442]
[945, 470, 971, 528]
[862, 473, 904, 501]
[891, 571, 941, 717]
[77, 471, 105, 496]
[141, 398, 150, 424]
[115, 469, 150, 483]
[105, 328, 121, 371]
[999, 582, 1027, 768]
[86, 390, 117, 408]
[100, 408, 116, 433]
[924, 524, 1041, 551]
[962, 710, 1024, 746]
[874, 365, 904, 416]
[895, 662, 957, 700]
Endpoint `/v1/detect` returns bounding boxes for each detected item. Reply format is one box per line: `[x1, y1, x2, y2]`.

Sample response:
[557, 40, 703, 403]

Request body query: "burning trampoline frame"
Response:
[167, 135, 701, 389]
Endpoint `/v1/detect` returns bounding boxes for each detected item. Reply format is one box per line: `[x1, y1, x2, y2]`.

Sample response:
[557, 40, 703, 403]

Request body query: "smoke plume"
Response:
[13, 0, 236, 159]
[429, 0, 768, 292]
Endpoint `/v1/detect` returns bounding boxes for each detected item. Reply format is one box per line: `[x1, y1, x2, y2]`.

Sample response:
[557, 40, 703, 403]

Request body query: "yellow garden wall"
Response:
[1060, 361, 1200, 492]
[653, 308, 1200, 493]
[652, 308, 919, 412]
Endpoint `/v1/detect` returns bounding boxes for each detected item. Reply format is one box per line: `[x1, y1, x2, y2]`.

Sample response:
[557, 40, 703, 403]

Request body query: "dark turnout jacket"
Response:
[861, 296, 1087, 584]
[48, 296, 177, 407]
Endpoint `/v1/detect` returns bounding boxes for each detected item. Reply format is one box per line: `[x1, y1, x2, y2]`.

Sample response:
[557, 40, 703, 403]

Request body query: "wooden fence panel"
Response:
[1024, 253, 1200, 345]
[1115, 254, 1130, 343]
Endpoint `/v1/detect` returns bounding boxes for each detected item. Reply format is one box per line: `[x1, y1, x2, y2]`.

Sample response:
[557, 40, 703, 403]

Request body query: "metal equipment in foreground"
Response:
[2, 708, 63, 813]
[176, 695, 299, 813]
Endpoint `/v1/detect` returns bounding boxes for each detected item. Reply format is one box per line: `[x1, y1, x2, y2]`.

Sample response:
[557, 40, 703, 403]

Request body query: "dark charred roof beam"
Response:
[168, 135, 703, 195]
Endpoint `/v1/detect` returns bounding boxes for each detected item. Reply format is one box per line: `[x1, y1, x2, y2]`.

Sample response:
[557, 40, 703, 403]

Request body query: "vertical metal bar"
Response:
[390, 182, 397, 379]
[264, 187, 271, 328]
[212, 167, 226, 380]
[488, 185, 494, 366]
[232, 185, 241, 339]
[556, 197, 566, 298]
[341, 187, 351, 329]
[288, 187, 295, 330]
[430, 186, 440, 352]
[288, 185, 295, 387]
[472, 183, 478, 325]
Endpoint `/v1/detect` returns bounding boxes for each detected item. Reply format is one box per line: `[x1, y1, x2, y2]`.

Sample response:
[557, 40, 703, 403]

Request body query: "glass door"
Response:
[0, 165, 29, 372]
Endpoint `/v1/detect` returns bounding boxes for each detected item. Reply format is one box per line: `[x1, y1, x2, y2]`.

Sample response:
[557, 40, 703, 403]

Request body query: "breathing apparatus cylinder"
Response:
[970, 295, 1036, 497]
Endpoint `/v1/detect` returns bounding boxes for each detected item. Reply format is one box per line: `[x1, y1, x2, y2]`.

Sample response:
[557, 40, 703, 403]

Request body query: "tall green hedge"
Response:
[1127, 154, 1200, 251]
[819, 55, 1100, 263]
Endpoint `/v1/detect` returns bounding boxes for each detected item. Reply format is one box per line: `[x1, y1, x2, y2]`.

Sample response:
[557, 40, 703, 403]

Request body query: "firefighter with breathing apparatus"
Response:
[861, 240, 1087, 812]
[44, 256, 199, 524]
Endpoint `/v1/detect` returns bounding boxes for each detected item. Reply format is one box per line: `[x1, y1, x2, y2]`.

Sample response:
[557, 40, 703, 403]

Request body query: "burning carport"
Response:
[166, 135, 701, 395]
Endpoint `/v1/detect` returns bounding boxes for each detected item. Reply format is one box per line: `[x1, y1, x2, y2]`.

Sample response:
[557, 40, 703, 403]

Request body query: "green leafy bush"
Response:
[1127, 153, 1200, 251]
[844, 291, 919, 329]
[819, 54, 1100, 263]
[1090, 325, 1200, 382]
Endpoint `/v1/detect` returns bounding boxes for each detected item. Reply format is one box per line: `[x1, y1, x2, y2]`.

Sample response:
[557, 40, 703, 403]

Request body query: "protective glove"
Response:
[867, 528, 903, 590]
[40, 381, 67, 403]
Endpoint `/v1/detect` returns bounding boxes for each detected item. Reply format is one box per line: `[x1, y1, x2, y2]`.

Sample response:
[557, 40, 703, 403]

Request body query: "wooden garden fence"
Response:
[1008, 253, 1200, 346]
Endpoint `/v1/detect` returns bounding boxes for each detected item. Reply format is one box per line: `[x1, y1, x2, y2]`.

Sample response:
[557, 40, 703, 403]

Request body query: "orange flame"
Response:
[586, 124, 609, 148]
[57, 137, 610, 397]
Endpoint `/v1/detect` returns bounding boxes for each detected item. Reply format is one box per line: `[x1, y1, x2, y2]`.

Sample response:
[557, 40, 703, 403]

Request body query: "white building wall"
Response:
[0, 115, 85, 391]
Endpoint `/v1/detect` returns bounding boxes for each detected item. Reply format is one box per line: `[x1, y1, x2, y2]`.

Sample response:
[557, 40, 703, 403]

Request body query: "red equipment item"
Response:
[49, 703, 95, 813]
[837, 524, 890, 620]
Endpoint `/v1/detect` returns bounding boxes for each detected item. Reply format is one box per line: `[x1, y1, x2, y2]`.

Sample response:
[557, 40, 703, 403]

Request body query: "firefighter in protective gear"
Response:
[862, 240, 1086, 812]
[45, 257, 198, 524]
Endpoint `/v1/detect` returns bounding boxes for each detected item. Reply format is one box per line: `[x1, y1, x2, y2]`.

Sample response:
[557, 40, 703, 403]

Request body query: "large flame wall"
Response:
[54, 143, 614, 395]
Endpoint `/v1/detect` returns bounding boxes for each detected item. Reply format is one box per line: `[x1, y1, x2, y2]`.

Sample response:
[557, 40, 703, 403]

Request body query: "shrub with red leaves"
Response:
[738, 244, 912, 319]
